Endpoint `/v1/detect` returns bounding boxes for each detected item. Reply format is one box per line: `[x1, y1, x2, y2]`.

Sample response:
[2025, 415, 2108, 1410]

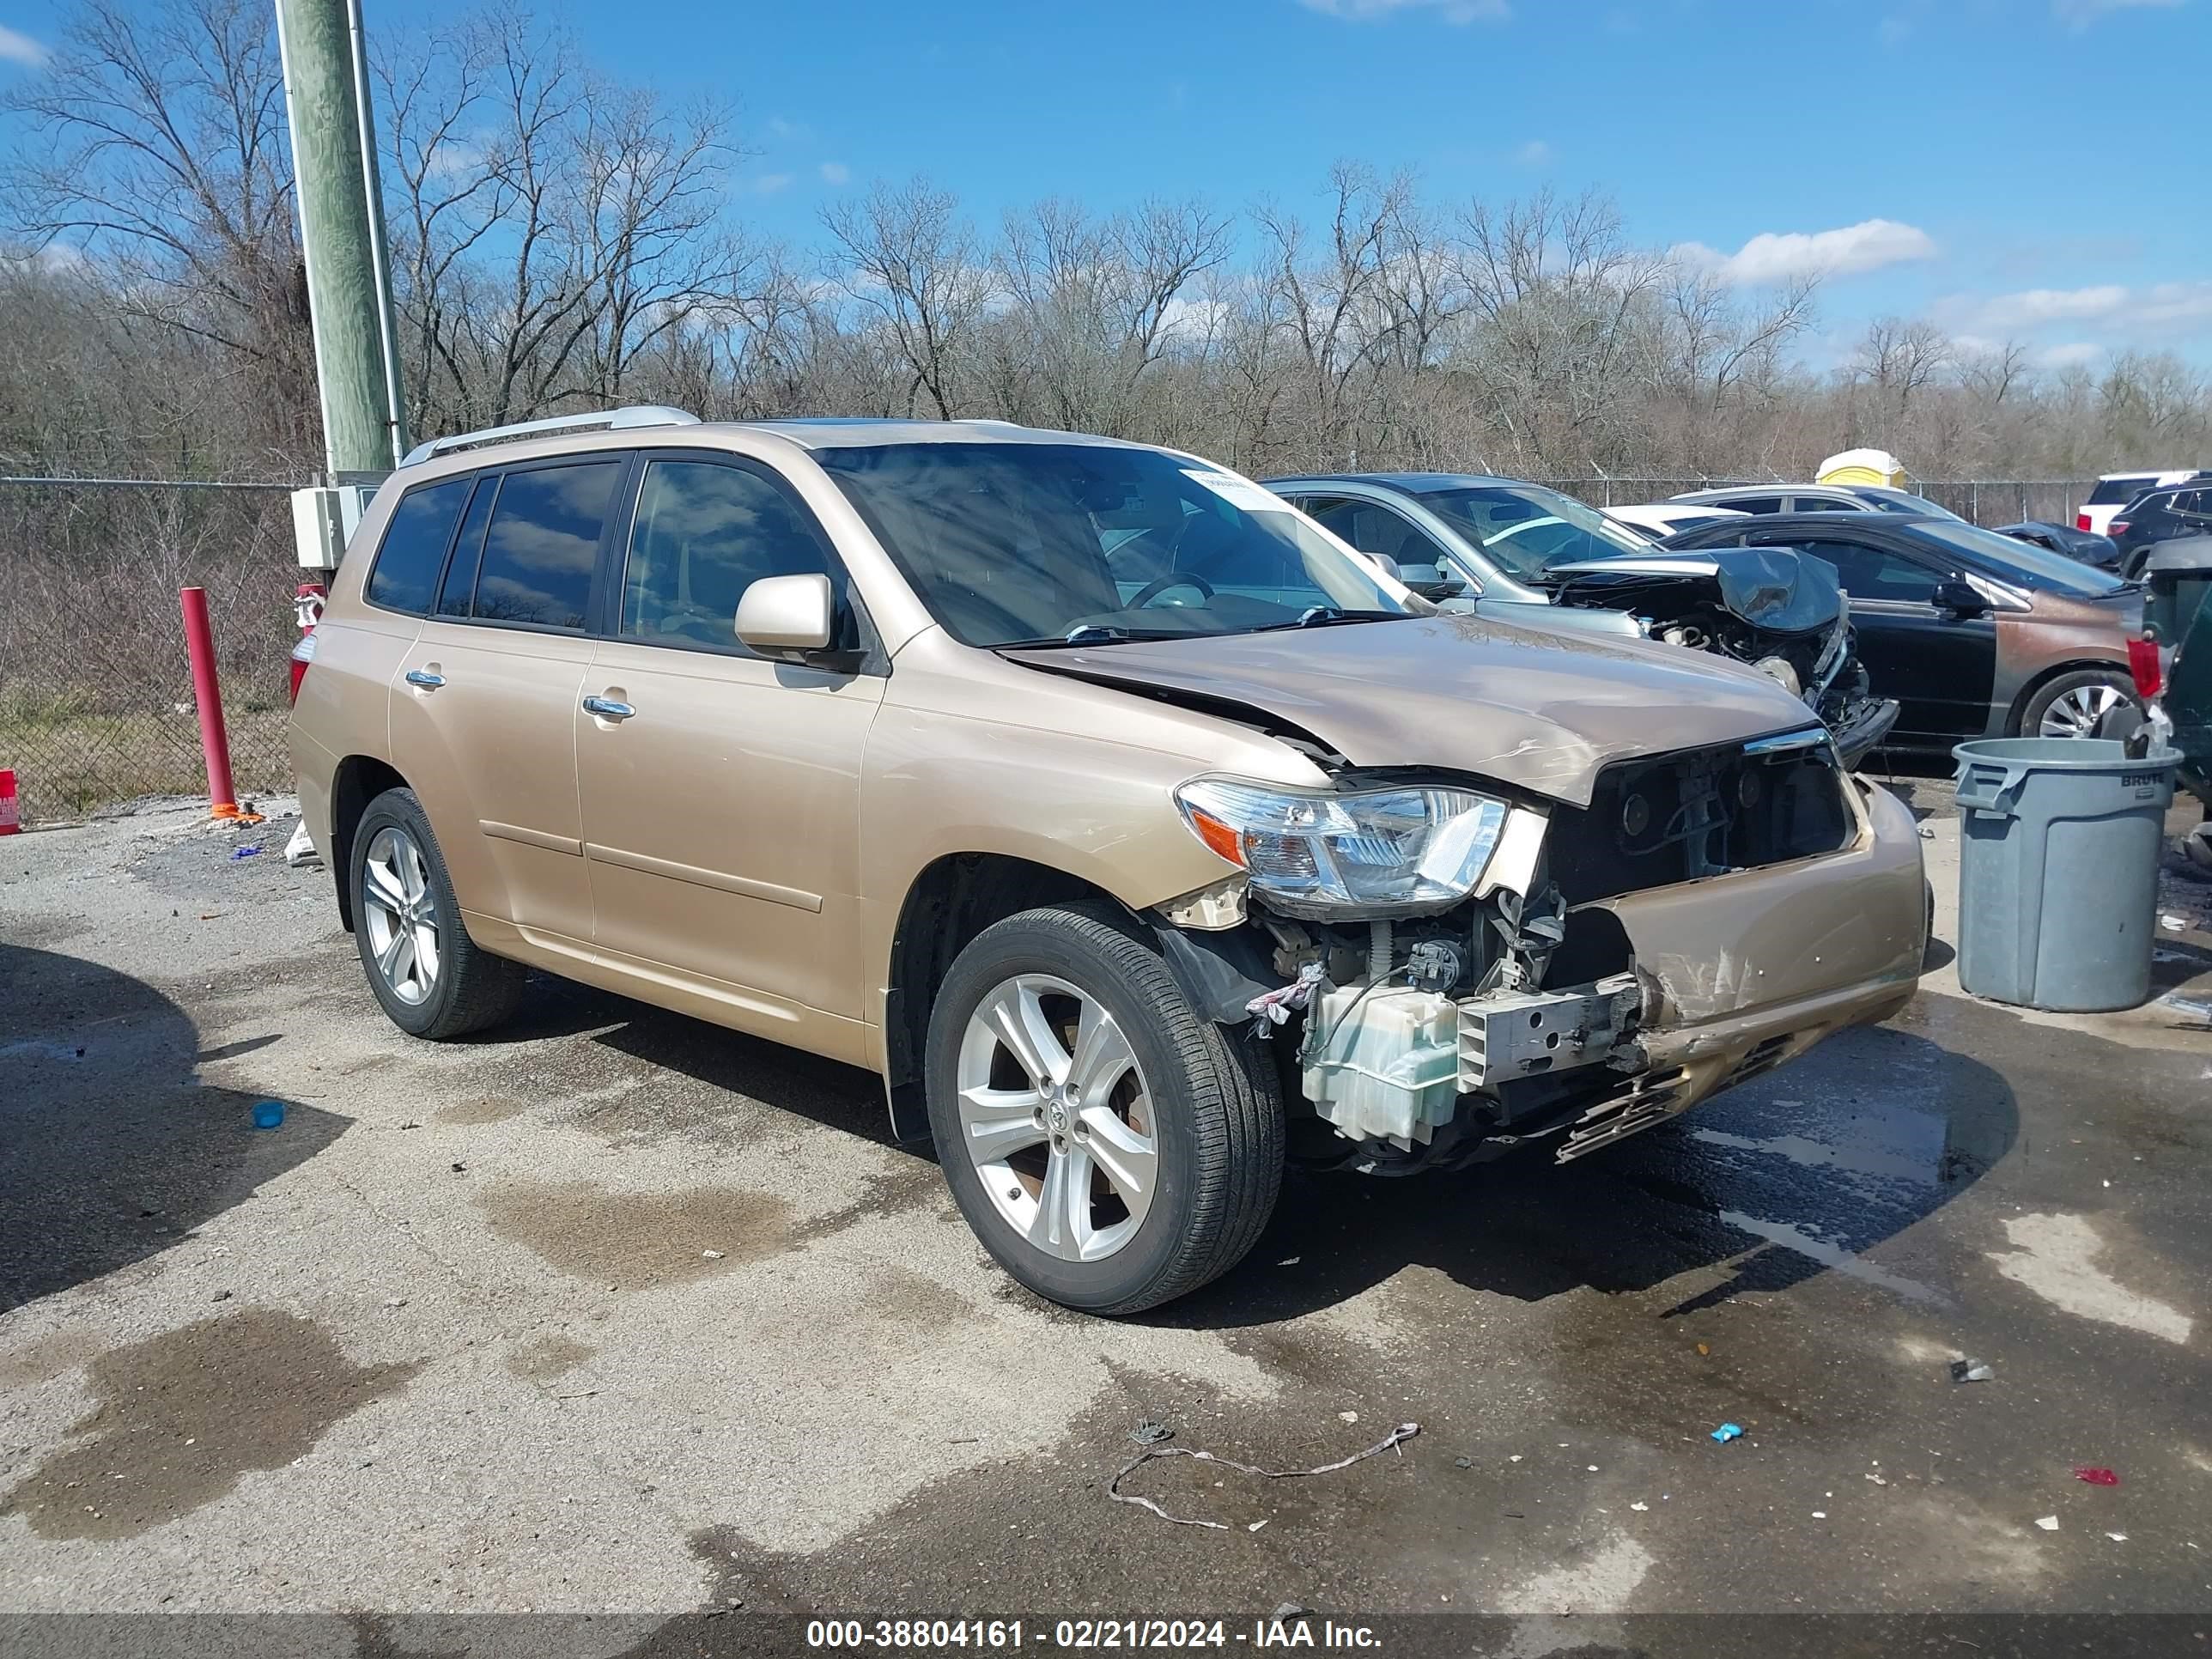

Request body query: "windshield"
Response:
[1412, 482, 1649, 580]
[1910, 520, 2126, 597]
[817, 442, 1407, 647]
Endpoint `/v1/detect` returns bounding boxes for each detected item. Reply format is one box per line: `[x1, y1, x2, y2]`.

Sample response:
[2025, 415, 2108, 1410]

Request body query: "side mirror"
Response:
[735, 573, 836, 658]
[1932, 577, 1988, 617]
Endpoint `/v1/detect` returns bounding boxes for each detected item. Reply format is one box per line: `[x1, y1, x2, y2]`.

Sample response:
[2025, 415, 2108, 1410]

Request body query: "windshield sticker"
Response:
[1182, 469, 1290, 517]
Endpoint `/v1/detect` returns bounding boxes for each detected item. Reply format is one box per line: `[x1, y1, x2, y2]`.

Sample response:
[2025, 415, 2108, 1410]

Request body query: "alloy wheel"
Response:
[361, 824, 441, 1006]
[2038, 683, 2128, 738]
[955, 974, 1158, 1261]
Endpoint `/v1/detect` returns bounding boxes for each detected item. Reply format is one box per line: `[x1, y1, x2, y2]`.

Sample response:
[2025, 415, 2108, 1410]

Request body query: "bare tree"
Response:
[820, 177, 994, 419]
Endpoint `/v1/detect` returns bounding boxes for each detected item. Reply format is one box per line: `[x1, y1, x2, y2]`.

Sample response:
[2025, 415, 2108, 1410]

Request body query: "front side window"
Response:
[2088, 476, 2156, 506]
[365, 477, 471, 615]
[1796, 540, 1942, 603]
[817, 442, 1406, 647]
[1411, 482, 1647, 581]
[1305, 497, 1456, 585]
[469, 461, 623, 630]
[619, 459, 841, 651]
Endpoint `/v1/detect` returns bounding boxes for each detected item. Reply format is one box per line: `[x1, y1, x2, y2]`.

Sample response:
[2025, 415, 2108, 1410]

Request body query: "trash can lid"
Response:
[1953, 737, 2181, 771]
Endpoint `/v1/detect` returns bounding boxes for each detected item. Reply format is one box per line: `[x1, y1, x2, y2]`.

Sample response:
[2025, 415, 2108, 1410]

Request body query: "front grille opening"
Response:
[1549, 739, 1853, 903]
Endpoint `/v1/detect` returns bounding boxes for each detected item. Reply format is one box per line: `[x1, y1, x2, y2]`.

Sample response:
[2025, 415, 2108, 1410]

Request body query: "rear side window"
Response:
[1723, 495, 1784, 514]
[471, 461, 623, 630]
[365, 478, 471, 615]
[2089, 476, 2155, 505]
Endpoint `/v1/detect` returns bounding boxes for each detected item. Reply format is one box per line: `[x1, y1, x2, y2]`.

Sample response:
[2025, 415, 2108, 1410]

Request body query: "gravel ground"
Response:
[3, 782, 2210, 1651]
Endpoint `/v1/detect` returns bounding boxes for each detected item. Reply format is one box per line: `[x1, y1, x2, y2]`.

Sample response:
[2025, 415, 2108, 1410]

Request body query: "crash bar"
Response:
[399, 405, 700, 468]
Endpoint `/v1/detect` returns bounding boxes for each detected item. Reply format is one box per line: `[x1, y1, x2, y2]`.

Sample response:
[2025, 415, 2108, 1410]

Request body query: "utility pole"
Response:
[275, 0, 407, 479]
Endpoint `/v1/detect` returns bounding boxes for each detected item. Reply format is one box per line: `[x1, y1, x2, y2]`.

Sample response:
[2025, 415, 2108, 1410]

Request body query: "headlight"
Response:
[1174, 778, 1509, 918]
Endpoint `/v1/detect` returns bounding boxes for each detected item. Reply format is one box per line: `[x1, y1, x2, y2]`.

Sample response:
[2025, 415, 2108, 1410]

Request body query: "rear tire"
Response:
[350, 787, 526, 1040]
[924, 903, 1284, 1316]
[2019, 669, 2136, 740]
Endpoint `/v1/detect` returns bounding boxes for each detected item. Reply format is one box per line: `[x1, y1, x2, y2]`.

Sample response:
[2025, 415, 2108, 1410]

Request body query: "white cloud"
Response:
[764, 115, 810, 141]
[751, 172, 794, 195]
[1298, 0, 1510, 21]
[2053, 0, 2183, 28]
[2035, 341, 2104, 368]
[0, 23, 48, 66]
[1513, 139, 1551, 166]
[1934, 280, 2212, 344]
[818, 161, 851, 186]
[1671, 218, 1937, 285]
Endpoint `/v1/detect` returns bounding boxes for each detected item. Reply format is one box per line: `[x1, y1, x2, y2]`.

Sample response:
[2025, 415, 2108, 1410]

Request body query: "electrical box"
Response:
[289, 485, 374, 572]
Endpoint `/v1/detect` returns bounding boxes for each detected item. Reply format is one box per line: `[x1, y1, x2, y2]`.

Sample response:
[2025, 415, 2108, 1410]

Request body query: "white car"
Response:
[1607, 502, 1750, 541]
[2080, 470, 2199, 537]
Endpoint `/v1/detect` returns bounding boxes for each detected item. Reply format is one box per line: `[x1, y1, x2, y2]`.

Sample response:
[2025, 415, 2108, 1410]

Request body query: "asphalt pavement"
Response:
[3, 781, 2210, 1650]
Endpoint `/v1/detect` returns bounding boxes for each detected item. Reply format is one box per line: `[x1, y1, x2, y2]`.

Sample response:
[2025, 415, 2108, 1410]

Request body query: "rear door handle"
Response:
[404, 669, 445, 689]
[581, 694, 635, 721]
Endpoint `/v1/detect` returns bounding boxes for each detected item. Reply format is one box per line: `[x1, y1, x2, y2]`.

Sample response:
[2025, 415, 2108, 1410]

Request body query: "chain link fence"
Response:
[0, 479, 305, 825]
[0, 468, 2106, 828]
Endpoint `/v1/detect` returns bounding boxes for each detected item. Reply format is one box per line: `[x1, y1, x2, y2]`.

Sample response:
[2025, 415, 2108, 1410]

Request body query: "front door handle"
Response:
[404, 669, 445, 689]
[581, 694, 635, 722]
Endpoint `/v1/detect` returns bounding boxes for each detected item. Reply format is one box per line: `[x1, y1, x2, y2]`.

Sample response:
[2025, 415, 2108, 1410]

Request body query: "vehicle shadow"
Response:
[1157, 1020, 2016, 1329]
[0, 943, 349, 1313]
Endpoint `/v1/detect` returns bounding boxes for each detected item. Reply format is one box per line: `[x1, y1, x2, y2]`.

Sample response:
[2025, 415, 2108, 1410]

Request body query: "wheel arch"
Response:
[2004, 658, 2135, 736]
[881, 853, 1143, 1142]
[327, 755, 409, 932]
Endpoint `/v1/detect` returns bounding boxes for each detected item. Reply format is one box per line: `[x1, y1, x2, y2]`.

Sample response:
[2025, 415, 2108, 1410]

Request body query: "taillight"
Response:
[2108, 519, 2129, 540]
[289, 631, 317, 705]
[2075, 512, 2092, 532]
[2127, 637, 2162, 700]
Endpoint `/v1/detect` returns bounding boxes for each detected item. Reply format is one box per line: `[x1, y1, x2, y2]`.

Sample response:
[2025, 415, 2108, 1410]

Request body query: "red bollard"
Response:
[0, 768, 19, 835]
[180, 586, 242, 820]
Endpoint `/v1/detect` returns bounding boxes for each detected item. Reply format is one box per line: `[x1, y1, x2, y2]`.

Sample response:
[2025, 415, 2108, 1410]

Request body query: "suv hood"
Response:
[1003, 613, 1820, 806]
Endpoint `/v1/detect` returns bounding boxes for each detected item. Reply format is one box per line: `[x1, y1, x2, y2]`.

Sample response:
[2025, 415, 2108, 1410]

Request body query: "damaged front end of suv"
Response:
[1539, 550, 1900, 770]
[1149, 725, 1923, 1176]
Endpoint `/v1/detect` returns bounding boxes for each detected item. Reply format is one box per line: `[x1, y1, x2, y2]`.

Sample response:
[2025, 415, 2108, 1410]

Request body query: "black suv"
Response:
[2111, 474, 2212, 578]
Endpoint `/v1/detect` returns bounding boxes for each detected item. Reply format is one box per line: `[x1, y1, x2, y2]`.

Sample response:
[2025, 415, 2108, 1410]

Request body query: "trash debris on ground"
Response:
[2035, 1516, 2059, 1531]
[2108, 1532, 2128, 1542]
[382, 1297, 406, 1309]
[1275, 1257, 1301, 1267]
[1128, 1421, 1174, 1446]
[210, 1291, 232, 1302]
[1108, 1422, 1419, 1530]
[1696, 1342, 1711, 1356]
[1949, 1358, 1994, 1383]
[1339, 1412, 1358, 1424]
[283, 819, 320, 868]
[1454, 1456, 1472, 1469]
[251, 1100, 284, 1130]
[1247, 1519, 1268, 1532]
[1271, 1605, 1309, 1620]
[1811, 1510, 1826, 1519]
[229, 845, 262, 861]
[2160, 915, 2187, 933]
[2073, 1467, 2120, 1486]
[1630, 1501, 1649, 1512]
[1866, 1473, 1888, 1486]
[1711, 1423, 1745, 1443]
[2159, 994, 2212, 1021]
[701, 1249, 725, 1260]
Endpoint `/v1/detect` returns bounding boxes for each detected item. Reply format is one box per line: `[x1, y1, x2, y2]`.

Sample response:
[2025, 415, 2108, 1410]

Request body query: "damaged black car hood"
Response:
[1549, 548, 1845, 635]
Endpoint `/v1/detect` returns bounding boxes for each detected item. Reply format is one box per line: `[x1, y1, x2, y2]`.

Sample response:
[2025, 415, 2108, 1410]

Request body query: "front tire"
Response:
[924, 904, 1283, 1315]
[350, 787, 526, 1040]
[2021, 669, 2136, 740]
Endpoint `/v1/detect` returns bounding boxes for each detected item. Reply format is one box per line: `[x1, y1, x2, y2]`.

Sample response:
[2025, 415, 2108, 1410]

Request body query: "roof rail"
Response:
[399, 405, 700, 468]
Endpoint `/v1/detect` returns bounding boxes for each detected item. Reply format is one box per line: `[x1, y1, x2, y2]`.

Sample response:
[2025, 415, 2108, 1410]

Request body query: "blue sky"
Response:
[2, 0, 2205, 368]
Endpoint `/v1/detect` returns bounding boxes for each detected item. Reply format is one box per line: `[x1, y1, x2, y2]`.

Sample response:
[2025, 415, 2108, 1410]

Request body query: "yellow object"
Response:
[1815, 447, 1908, 488]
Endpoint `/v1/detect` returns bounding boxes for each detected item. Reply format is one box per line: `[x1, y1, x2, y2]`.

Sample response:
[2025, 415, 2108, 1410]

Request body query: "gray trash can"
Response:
[1952, 737, 2180, 1012]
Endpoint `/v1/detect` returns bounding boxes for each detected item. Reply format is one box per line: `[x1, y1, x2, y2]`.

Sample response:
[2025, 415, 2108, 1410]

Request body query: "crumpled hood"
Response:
[1551, 547, 1845, 635]
[1003, 612, 1821, 806]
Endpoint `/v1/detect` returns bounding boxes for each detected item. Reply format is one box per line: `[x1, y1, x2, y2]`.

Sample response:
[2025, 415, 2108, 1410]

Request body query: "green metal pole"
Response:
[275, 0, 407, 476]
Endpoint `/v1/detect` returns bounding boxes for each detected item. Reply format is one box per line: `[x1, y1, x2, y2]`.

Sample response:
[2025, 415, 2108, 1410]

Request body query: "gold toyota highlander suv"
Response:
[290, 408, 1927, 1314]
